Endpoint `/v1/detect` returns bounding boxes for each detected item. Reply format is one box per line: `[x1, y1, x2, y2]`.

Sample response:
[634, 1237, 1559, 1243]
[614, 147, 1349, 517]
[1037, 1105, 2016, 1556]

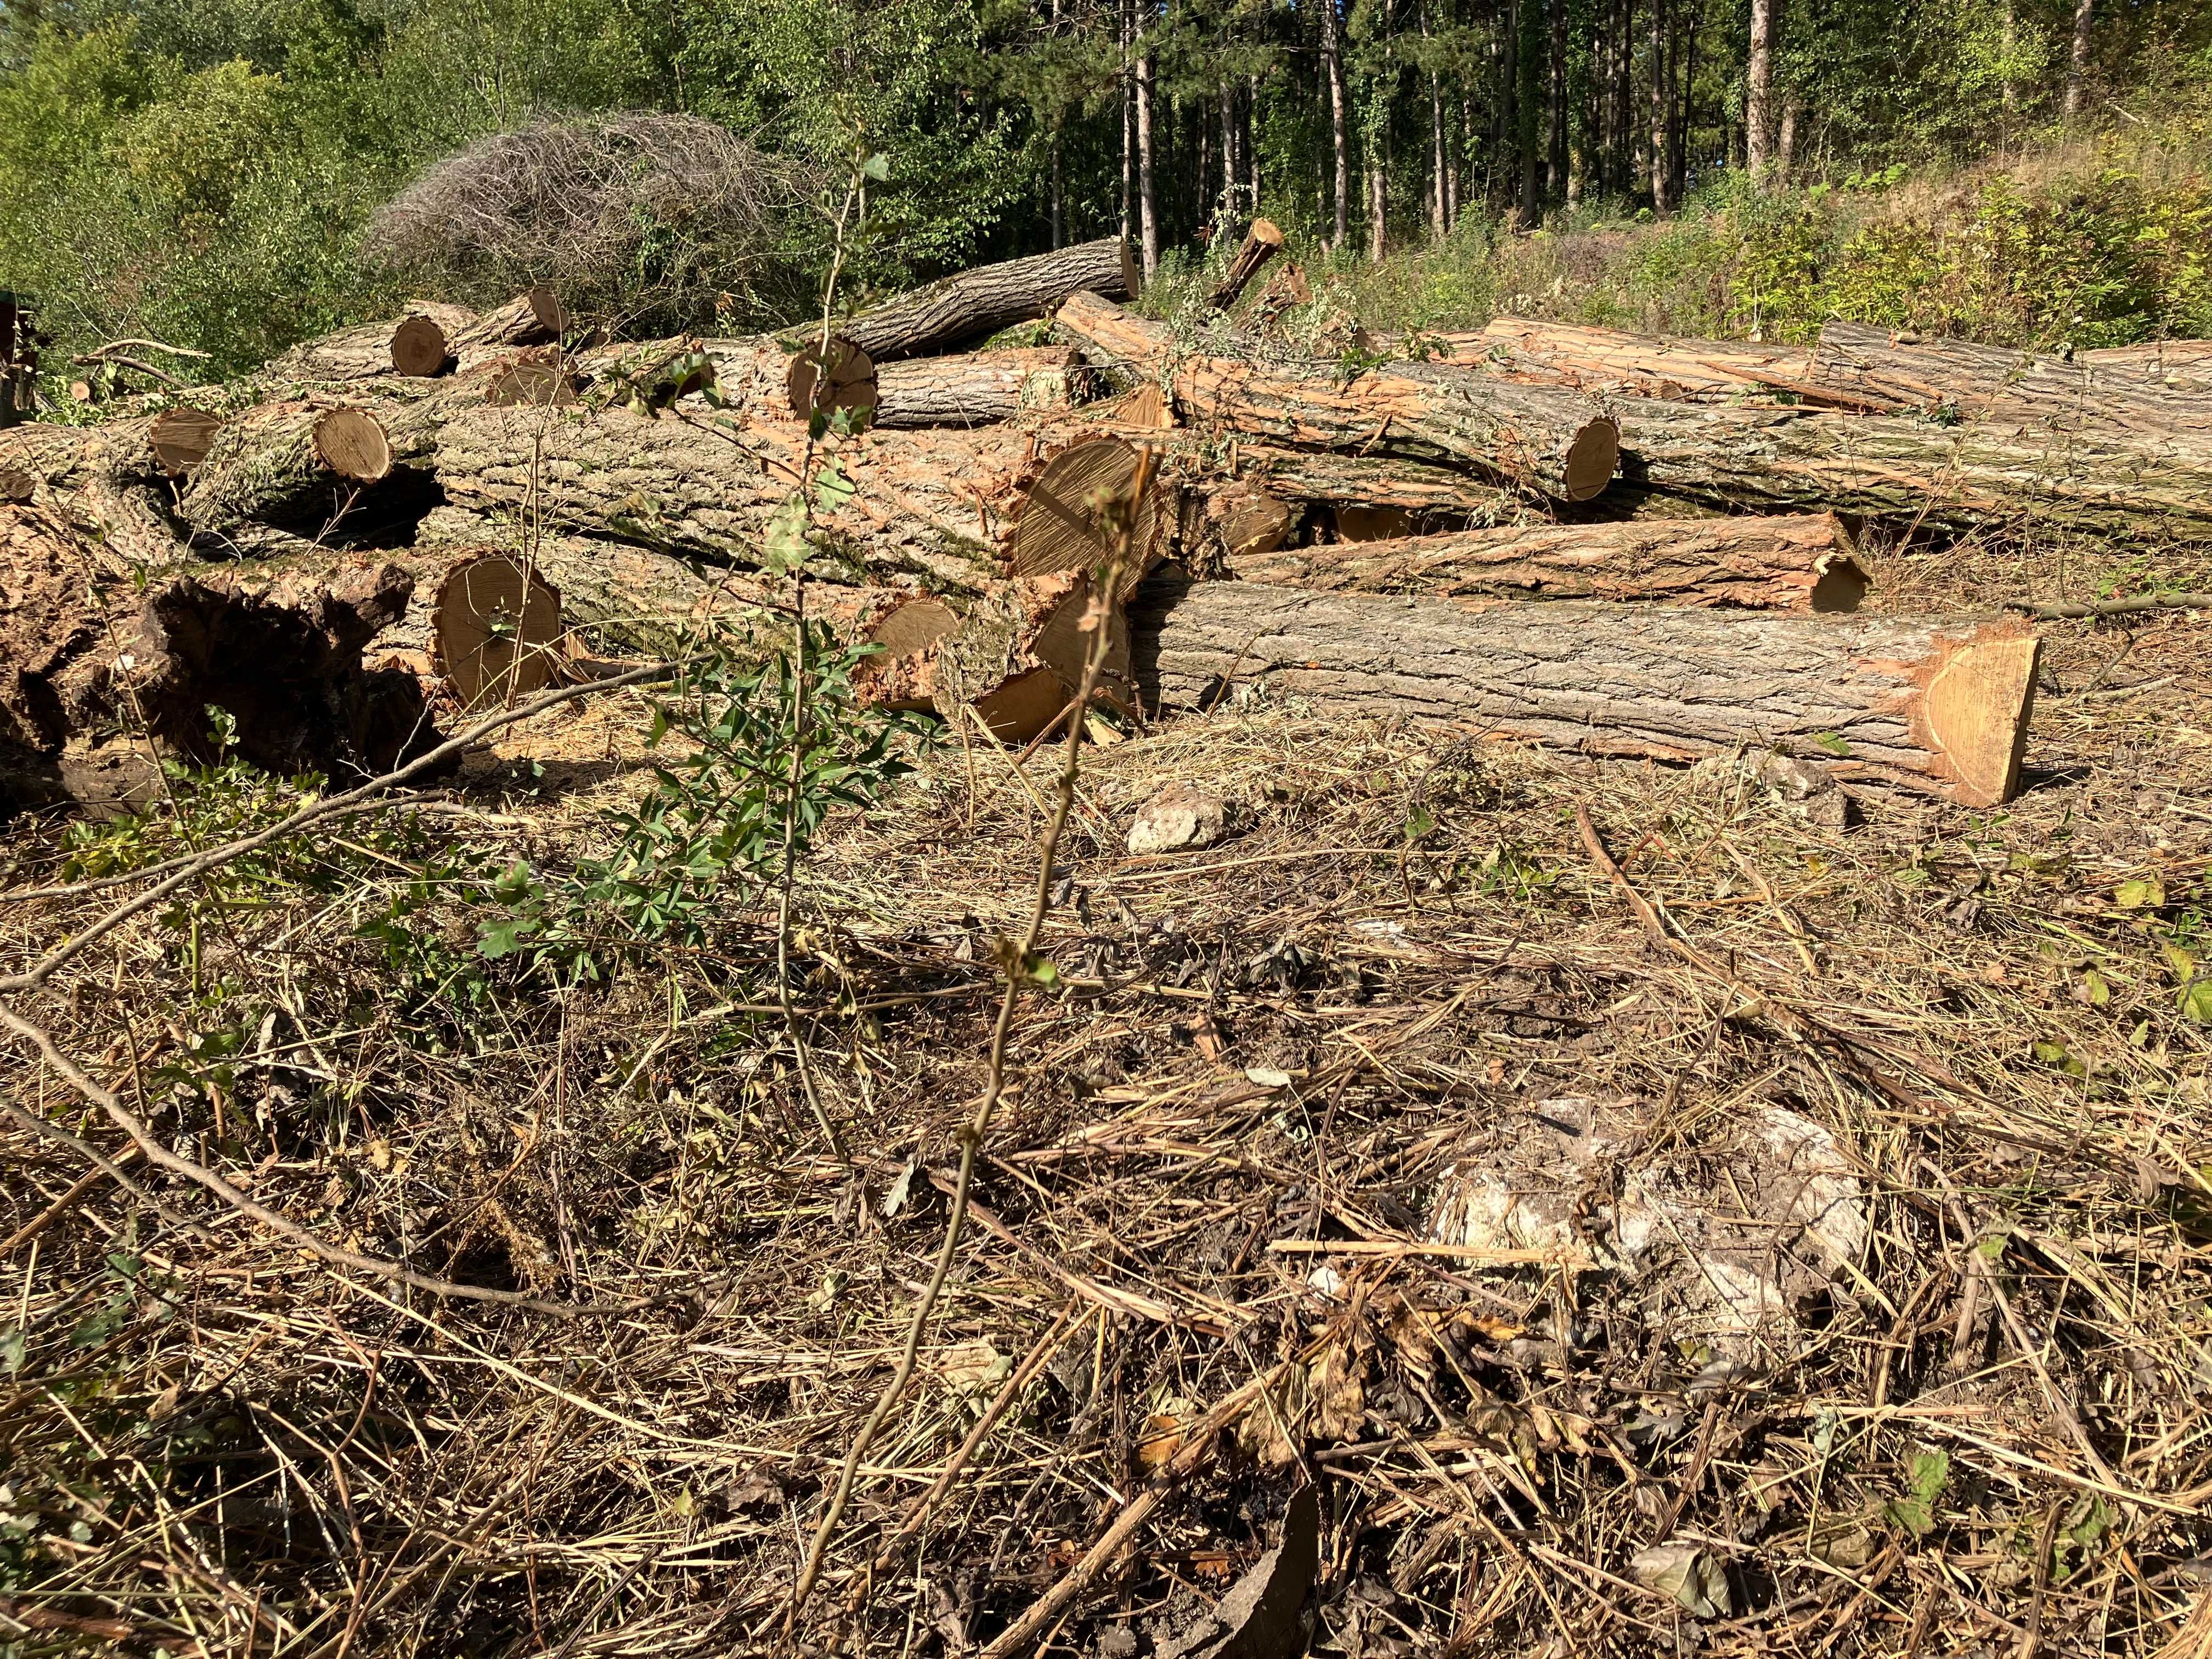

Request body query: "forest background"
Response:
[0, 0, 2208, 379]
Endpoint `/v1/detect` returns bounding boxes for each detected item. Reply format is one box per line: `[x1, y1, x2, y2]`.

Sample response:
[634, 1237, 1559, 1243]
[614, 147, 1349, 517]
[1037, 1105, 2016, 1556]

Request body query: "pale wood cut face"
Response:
[785, 338, 877, 422]
[1013, 437, 1159, 594]
[312, 408, 393, 483]
[1916, 631, 2041, 807]
[435, 552, 566, 710]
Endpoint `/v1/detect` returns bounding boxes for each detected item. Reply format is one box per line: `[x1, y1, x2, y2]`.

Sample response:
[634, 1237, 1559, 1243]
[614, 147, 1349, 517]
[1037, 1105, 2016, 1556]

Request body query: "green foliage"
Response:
[1881, 1449, 1950, 1537]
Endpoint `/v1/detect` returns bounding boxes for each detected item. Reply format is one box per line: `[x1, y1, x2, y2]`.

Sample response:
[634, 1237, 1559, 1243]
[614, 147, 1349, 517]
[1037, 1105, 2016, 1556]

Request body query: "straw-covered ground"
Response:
[2, 528, 2210, 1659]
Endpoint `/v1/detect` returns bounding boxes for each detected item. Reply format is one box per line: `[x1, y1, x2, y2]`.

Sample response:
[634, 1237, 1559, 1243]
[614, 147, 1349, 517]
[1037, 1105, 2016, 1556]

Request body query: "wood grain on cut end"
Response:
[390, 315, 452, 378]
[312, 408, 392, 483]
[867, 596, 960, 659]
[787, 337, 877, 421]
[1013, 436, 1160, 594]
[433, 551, 566, 710]
[148, 408, 222, 477]
[1563, 417, 1622, 501]
[1916, 629, 2041, 808]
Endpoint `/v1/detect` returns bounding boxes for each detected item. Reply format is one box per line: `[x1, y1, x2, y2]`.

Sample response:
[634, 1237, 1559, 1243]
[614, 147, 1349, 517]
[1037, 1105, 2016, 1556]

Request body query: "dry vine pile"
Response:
[1, 228, 2210, 1659]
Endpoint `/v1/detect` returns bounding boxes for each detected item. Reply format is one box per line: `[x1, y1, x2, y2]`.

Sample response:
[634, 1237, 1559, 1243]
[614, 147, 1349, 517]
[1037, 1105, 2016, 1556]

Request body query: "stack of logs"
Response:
[5, 218, 2206, 814]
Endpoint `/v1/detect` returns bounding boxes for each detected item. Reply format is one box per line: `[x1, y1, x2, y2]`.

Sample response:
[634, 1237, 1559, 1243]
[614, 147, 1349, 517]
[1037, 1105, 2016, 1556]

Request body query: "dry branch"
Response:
[1209, 218, 1285, 310]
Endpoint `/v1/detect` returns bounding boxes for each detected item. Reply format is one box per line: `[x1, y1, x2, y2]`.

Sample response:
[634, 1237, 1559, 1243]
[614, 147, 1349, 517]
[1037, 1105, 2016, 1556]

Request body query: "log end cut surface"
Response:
[1916, 629, 2041, 808]
[787, 337, 878, 422]
[1564, 417, 1623, 503]
[148, 408, 223, 476]
[434, 552, 565, 710]
[1014, 437, 1160, 592]
[390, 315, 453, 378]
[313, 408, 393, 483]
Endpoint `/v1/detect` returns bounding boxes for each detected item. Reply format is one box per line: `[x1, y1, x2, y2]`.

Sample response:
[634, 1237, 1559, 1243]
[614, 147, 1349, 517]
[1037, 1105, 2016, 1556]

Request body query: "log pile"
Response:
[4, 223, 2201, 813]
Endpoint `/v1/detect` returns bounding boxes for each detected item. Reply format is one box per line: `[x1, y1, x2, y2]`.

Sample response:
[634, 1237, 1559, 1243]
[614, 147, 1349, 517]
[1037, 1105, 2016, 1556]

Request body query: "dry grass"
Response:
[2, 533, 2210, 1658]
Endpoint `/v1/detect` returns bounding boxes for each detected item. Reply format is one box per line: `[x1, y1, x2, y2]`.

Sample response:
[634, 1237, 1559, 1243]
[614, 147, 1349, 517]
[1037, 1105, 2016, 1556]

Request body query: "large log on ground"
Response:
[1056, 293, 1620, 504]
[179, 401, 399, 540]
[0, 508, 441, 807]
[1209, 219, 1285, 310]
[0, 417, 186, 566]
[2080, 339, 2212, 392]
[1444, 319, 1878, 409]
[1229, 514, 1867, 611]
[431, 405, 1167, 596]
[267, 304, 477, 385]
[843, 239, 1139, 362]
[1810, 323, 2194, 434]
[873, 348, 1096, 426]
[1131, 573, 2040, 806]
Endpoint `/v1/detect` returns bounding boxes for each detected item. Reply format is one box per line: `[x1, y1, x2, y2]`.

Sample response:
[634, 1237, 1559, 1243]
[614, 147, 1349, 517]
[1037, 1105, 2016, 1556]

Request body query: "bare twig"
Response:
[2004, 591, 2212, 619]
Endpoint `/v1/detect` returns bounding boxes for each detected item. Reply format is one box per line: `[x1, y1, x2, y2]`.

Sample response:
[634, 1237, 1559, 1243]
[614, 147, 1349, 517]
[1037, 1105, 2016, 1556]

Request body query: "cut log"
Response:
[0, 514, 442, 808]
[179, 402, 398, 539]
[481, 350, 583, 408]
[451, 288, 568, 354]
[872, 348, 1096, 427]
[1209, 219, 1285, 311]
[1334, 506, 1413, 542]
[1226, 447, 1526, 523]
[1057, 290, 1177, 368]
[1204, 483, 1297, 563]
[431, 404, 1163, 596]
[856, 572, 1130, 741]
[1011, 436, 1163, 594]
[1247, 262, 1312, 331]
[1810, 323, 2193, 433]
[2080, 338, 2212, 392]
[390, 314, 454, 377]
[1615, 399, 2212, 539]
[842, 238, 1139, 362]
[0, 416, 188, 566]
[1131, 572, 2039, 806]
[787, 336, 877, 422]
[148, 408, 223, 476]
[267, 303, 476, 385]
[1229, 513, 1867, 612]
[1056, 292, 1621, 503]
[1449, 318, 1869, 408]
[432, 552, 568, 709]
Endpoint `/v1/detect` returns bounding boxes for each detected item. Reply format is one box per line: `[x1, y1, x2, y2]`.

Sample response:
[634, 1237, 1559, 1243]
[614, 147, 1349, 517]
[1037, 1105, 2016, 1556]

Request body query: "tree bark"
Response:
[1746, 0, 1776, 178]
[2079, 340, 2212, 392]
[1452, 317, 1882, 405]
[1548, 0, 1569, 202]
[1131, 572, 2041, 805]
[1226, 512, 1867, 611]
[840, 238, 1139, 362]
[1137, 55, 1161, 280]
[872, 348, 1098, 427]
[1322, 0, 1351, 250]
[1615, 398, 2212, 538]
[1054, 292, 1622, 503]
[1648, 0, 1671, 211]
[178, 402, 402, 541]
[2064, 0, 2094, 116]
[1813, 322, 2196, 434]
[266, 304, 476, 386]
[0, 416, 182, 567]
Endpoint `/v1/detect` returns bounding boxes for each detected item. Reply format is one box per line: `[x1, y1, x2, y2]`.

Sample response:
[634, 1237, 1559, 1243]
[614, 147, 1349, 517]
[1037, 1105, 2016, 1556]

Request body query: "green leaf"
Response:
[2114, 877, 2164, 909]
[477, 916, 538, 960]
[2081, 968, 2111, 1006]
[1403, 803, 1437, 843]
[2181, 978, 2212, 1025]
[814, 454, 857, 512]
[762, 491, 812, 574]
[1810, 731, 1853, 757]
[1023, 953, 1060, 988]
[861, 151, 891, 182]
[2032, 1038, 2086, 1076]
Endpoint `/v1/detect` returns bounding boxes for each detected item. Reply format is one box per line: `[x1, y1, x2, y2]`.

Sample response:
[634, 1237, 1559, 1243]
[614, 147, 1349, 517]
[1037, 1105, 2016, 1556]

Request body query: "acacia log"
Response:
[431, 404, 1161, 595]
[1210, 219, 1285, 310]
[179, 402, 398, 539]
[1131, 572, 2040, 805]
[842, 238, 1139, 362]
[1615, 399, 2212, 539]
[1056, 293, 1620, 503]
[1229, 513, 1867, 611]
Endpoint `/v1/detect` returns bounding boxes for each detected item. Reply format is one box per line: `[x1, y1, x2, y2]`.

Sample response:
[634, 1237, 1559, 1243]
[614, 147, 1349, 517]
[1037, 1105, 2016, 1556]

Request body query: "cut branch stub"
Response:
[390, 314, 454, 378]
[147, 408, 223, 476]
[433, 552, 567, 710]
[482, 352, 583, 408]
[787, 337, 878, 422]
[313, 408, 394, 484]
[1209, 217, 1285, 311]
[1012, 437, 1161, 595]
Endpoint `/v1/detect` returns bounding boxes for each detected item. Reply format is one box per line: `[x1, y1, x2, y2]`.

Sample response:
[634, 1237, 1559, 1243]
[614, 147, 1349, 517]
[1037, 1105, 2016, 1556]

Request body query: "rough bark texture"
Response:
[1209, 219, 1285, 309]
[179, 401, 406, 541]
[1228, 512, 1867, 611]
[0, 417, 187, 566]
[432, 403, 1086, 595]
[1056, 294, 1621, 503]
[873, 348, 1097, 427]
[2080, 339, 2212, 392]
[1812, 323, 2197, 433]
[1131, 572, 2040, 805]
[1615, 398, 2212, 539]
[1448, 319, 1882, 409]
[266, 304, 476, 386]
[842, 239, 1139, 362]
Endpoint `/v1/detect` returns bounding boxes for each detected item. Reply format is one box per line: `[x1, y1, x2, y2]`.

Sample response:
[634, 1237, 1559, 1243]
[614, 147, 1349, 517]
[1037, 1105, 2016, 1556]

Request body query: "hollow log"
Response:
[1228, 513, 1867, 612]
[1131, 572, 2040, 806]
[842, 238, 1139, 362]
[431, 404, 1163, 596]
[1209, 219, 1285, 311]
[873, 348, 1096, 426]
[1615, 399, 2212, 539]
[1056, 293, 1621, 503]
[1810, 323, 2194, 433]
[179, 402, 398, 540]
[0, 509, 441, 808]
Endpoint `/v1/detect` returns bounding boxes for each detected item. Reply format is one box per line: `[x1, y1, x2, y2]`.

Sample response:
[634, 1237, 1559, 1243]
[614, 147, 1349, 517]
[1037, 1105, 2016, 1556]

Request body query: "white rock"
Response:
[1126, 786, 1227, 856]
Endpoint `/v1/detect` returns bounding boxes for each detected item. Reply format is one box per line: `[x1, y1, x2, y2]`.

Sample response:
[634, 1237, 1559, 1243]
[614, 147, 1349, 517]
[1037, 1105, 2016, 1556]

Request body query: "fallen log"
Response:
[1057, 293, 1620, 504]
[1, 509, 441, 808]
[179, 402, 400, 540]
[1011, 436, 1161, 592]
[2080, 338, 2212, 392]
[856, 572, 1131, 741]
[1209, 219, 1285, 311]
[843, 238, 1140, 362]
[1228, 513, 1867, 612]
[1446, 318, 1877, 409]
[1615, 399, 2212, 539]
[0, 417, 188, 566]
[1811, 322, 2191, 433]
[148, 408, 223, 476]
[433, 552, 568, 709]
[268, 303, 476, 385]
[1131, 572, 2040, 806]
[432, 404, 1167, 596]
[873, 348, 1096, 427]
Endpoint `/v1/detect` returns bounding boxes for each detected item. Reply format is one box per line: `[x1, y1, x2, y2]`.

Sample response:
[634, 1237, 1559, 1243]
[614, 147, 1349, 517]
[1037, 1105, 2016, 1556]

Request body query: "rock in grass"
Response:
[1127, 786, 1227, 856]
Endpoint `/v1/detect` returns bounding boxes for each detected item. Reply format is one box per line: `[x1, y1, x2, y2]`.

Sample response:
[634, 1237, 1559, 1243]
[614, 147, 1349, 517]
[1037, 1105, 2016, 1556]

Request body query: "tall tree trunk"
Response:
[1220, 81, 1239, 217]
[1669, 5, 1692, 207]
[1497, 0, 1517, 213]
[1616, 0, 1635, 194]
[1120, 0, 1135, 241]
[1249, 72, 1264, 208]
[1548, 0, 1568, 202]
[1137, 47, 1161, 278]
[1518, 0, 1541, 222]
[1423, 1, 1447, 240]
[1777, 93, 1797, 180]
[1368, 128, 1389, 261]
[1648, 0, 1670, 211]
[1746, 0, 1775, 180]
[1322, 0, 1351, 250]
[1051, 133, 1065, 248]
[2064, 0, 2094, 116]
